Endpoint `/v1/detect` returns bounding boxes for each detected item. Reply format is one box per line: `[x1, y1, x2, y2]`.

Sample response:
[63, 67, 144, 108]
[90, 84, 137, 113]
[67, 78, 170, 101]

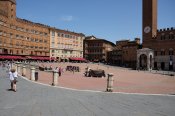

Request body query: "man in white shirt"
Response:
[8, 70, 14, 90]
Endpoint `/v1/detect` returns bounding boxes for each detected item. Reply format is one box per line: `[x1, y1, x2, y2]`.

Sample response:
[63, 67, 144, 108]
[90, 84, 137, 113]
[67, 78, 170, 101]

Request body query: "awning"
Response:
[0, 55, 25, 60]
[69, 57, 86, 61]
[50, 57, 56, 60]
[26, 56, 55, 60]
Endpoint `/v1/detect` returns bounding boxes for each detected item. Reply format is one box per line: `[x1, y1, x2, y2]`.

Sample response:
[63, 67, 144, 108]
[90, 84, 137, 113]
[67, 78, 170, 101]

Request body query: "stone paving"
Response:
[24, 62, 175, 94]
[1, 66, 175, 116]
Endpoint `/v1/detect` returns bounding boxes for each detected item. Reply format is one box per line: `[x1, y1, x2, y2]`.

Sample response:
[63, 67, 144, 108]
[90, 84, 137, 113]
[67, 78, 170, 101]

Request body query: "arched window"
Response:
[154, 51, 158, 56]
[161, 33, 165, 40]
[161, 49, 165, 56]
[166, 34, 169, 39]
[169, 48, 174, 55]
[169, 32, 174, 39]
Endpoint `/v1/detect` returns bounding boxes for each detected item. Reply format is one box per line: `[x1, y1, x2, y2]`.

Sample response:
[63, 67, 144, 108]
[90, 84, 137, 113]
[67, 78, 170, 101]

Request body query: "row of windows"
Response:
[51, 42, 82, 46]
[8, 50, 47, 56]
[88, 43, 103, 47]
[123, 46, 137, 49]
[51, 37, 83, 45]
[51, 44, 73, 49]
[26, 37, 47, 43]
[88, 49, 103, 53]
[110, 52, 122, 55]
[0, 20, 85, 42]
[11, 24, 48, 36]
[51, 31, 81, 40]
[155, 50, 174, 56]
[1, 31, 82, 49]
[0, 30, 48, 43]
[0, 20, 48, 36]
[51, 43, 80, 49]
[51, 51, 83, 57]
[51, 37, 82, 44]
[51, 50, 83, 54]
[123, 51, 129, 54]
[0, 39, 48, 50]
[52, 50, 73, 54]
[51, 54, 83, 58]
[160, 34, 175, 40]
[0, 43, 48, 50]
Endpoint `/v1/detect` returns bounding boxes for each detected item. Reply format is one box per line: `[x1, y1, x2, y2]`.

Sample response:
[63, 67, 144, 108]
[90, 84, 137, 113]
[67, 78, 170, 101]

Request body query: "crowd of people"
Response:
[40, 64, 64, 76]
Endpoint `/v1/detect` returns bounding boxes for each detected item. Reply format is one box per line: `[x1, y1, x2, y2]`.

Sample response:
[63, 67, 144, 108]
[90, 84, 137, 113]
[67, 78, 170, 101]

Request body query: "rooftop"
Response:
[0, 0, 16, 4]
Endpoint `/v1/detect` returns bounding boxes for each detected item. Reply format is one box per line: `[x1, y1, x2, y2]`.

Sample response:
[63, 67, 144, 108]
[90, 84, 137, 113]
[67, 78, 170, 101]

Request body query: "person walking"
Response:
[11, 69, 18, 92]
[8, 69, 14, 90]
[7, 63, 11, 72]
[55, 67, 58, 71]
[58, 67, 62, 76]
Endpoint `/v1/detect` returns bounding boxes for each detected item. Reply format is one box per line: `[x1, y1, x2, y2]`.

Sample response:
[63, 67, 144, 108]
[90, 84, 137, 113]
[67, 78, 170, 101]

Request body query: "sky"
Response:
[16, 0, 175, 43]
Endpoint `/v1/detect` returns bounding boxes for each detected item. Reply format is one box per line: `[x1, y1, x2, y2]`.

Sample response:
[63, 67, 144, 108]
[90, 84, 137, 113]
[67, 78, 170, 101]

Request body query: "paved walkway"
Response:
[1, 66, 175, 116]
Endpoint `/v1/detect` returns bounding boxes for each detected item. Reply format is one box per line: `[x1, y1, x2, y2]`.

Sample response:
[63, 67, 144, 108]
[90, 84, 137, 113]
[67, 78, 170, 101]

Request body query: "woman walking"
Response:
[9, 69, 18, 92]
[12, 69, 18, 92]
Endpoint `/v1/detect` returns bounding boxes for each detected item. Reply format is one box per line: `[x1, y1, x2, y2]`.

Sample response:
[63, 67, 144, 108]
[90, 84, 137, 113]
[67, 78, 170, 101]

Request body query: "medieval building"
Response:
[137, 0, 175, 71]
[84, 36, 115, 62]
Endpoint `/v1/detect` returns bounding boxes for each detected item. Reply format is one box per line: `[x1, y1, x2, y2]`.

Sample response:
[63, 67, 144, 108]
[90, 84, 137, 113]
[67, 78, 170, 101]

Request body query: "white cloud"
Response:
[60, 15, 73, 22]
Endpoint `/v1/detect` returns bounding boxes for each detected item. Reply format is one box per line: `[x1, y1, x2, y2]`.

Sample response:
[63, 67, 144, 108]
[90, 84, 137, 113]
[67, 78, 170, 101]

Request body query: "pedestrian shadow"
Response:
[7, 89, 14, 91]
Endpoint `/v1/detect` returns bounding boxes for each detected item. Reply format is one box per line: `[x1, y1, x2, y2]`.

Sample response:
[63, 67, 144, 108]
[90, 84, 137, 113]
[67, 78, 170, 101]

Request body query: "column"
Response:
[137, 54, 140, 70]
[22, 65, 26, 76]
[147, 54, 150, 71]
[17, 64, 21, 74]
[106, 73, 114, 92]
[30, 67, 35, 81]
[14, 63, 18, 71]
[52, 70, 58, 86]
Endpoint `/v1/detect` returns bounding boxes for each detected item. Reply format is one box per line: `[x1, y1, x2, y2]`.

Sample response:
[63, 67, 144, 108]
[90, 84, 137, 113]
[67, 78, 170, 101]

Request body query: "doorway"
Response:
[161, 62, 165, 70]
[139, 54, 147, 70]
[154, 62, 157, 70]
[169, 61, 173, 71]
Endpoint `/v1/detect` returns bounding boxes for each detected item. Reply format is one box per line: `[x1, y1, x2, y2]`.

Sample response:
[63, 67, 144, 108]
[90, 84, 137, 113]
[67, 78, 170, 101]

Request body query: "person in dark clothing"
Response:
[58, 67, 61, 76]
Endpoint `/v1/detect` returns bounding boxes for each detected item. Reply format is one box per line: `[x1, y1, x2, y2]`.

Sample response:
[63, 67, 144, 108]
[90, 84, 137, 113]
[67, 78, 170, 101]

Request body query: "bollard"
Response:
[22, 65, 26, 76]
[20, 64, 23, 75]
[11, 62, 14, 70]
[30, 67, 35, 81]
[15, 62, 20, 70]
[52, 70, 58, 86]
[17, 64, 21, 74]
[106, 73, 114, 92]
[14, 63, 17, 71]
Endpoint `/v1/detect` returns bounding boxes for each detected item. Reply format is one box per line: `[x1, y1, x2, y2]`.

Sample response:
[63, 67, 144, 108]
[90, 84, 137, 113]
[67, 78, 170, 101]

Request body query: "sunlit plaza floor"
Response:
[23, 62, 175, 94]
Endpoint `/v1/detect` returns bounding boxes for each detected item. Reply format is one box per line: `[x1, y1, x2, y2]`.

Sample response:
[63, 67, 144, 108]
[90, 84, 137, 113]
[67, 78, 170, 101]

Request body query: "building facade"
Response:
[0, 0, 50, 57]
[50, 28, 85, 61]
[122, 38, 140, 68]
[84, 36, 115, 62]
[0, 0, 85, 61]
[138, 0, 175, 71]
[108, 38, 140, 68]
[107, 49, 122, 66]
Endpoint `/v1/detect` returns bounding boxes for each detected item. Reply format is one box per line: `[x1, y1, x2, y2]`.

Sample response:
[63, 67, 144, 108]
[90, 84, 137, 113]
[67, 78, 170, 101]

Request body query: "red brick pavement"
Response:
[24, 63, 175, 94]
